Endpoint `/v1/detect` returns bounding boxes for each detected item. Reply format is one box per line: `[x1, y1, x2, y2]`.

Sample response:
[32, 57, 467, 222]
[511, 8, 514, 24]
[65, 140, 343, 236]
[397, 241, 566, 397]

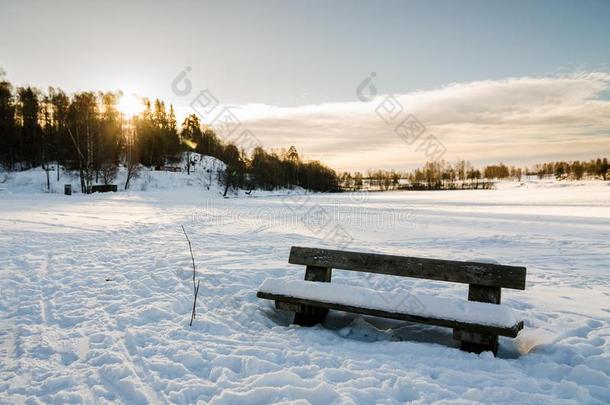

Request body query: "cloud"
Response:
[228, 72, 610, 171]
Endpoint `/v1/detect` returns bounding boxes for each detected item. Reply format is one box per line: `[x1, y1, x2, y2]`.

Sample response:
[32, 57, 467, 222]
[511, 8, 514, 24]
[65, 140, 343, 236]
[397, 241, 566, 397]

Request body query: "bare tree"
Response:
[100, 163, 118, 185]
[124, 117, 140, 190]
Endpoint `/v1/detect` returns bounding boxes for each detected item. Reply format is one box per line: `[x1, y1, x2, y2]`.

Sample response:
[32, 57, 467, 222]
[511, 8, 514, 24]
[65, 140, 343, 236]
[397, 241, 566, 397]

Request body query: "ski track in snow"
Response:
[1, 180, 610, 404]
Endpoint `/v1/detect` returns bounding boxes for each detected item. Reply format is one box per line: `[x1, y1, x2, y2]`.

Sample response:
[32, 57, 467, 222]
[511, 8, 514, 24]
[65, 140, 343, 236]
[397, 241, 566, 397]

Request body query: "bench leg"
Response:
[294, 307, 328, 326]
[454, 329, 498, 355]
[455, 284, 501, 356]
[293, 265, 332, 327]
[275, 301, 328, 326]
[460, 339, 498, 356]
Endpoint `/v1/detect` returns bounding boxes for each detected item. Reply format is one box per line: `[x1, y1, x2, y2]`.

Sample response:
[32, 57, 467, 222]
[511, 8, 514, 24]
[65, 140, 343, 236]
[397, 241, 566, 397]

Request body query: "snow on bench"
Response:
[259, 278, 519, 331]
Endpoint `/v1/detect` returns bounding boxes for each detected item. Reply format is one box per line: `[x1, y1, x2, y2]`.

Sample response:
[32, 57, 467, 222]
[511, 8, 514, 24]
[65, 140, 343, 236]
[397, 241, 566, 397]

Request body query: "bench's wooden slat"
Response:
[289, 247, 526, 290]
[258, 291, 524, 337]
[453, 329, 497, 345]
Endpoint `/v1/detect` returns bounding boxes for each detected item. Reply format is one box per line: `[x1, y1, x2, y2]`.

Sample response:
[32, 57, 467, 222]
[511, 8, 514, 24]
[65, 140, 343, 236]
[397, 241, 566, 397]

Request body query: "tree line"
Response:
[0, 76, 339, 193]
[532, 159, 609, 181]
[340, 158, 610, 191]
[1, 74, 607, 194]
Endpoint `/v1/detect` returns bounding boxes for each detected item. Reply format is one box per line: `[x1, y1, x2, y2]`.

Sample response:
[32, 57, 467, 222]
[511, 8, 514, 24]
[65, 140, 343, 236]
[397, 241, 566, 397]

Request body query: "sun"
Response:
[117, 92, 144, 117]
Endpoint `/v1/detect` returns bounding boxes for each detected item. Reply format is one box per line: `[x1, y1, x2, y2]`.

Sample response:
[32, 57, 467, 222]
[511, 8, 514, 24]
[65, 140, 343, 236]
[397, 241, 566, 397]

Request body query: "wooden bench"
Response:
[257, 246, 527, 355]
[90, 184, 118, 193]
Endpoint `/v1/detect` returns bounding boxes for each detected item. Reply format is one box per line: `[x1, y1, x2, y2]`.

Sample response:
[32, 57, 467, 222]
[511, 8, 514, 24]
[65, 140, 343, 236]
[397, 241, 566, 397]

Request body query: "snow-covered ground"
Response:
[0, 153, 302, 199]
[1, 177, 609, 403]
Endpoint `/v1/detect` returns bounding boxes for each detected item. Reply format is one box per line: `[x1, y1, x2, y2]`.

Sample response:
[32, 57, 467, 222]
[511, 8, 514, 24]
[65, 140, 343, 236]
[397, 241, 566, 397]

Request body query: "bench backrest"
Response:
[289, 246, 526, 290]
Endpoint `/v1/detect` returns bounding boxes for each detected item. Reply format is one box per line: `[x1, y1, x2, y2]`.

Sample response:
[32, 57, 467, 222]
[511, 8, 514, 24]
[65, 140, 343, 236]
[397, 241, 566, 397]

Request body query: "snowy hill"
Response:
[0, 153, 307, 198]
[0, 153, 226, 194]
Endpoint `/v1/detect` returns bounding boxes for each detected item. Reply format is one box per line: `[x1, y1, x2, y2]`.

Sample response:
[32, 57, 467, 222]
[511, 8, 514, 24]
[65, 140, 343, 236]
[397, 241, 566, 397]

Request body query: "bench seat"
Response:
[257, 278, 524, 337]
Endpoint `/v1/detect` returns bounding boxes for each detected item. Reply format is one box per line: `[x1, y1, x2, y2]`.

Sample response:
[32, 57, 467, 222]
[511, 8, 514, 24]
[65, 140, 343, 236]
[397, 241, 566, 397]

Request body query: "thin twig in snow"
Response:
[190, 280, 200, 326]
[181, 225, 197, 295]
[181, 225, 200, 325]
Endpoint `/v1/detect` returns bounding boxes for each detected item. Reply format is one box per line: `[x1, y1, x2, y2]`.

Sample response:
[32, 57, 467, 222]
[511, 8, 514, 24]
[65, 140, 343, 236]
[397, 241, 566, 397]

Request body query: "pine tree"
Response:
[0, 80, 16, 169]
[16, 87, 41, 168]
[165, 105, 181, 161]
[180, 114, 202, 175]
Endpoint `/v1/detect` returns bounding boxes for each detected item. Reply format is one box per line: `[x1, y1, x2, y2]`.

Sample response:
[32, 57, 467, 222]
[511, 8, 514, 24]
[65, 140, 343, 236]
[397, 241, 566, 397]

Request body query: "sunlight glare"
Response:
[118, 93, 144, 117]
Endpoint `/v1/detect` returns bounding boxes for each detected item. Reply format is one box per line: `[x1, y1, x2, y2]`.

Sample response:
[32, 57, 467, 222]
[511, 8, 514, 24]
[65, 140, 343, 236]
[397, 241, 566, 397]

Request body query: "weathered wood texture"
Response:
[276, 301, 301, 312]
[289, 247, 526, 290]
[91, 184, 118, 193]
[453, 329, 497, 345]
[257, 291, 524, 337]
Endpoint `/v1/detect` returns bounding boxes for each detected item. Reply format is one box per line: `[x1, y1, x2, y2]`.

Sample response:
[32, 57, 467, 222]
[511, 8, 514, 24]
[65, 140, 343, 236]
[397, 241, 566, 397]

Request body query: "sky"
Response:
[1, 0, 609, 171]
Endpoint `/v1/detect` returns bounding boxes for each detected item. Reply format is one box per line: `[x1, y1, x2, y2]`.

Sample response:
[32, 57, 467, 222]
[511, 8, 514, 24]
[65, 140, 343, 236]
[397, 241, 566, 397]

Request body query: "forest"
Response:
[0, 78, 339, 193]
[0, 76, 608, 193]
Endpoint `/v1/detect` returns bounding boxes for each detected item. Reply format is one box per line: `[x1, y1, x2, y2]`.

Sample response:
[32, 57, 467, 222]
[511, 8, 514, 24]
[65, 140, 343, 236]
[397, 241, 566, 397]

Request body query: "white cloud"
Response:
[206, 72, 610, 171]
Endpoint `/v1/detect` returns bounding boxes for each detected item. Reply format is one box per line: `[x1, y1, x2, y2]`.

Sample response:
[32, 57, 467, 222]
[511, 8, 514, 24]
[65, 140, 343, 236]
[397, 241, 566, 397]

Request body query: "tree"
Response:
[97, 92, 122, 182]
[135, 99, 154, 166]
[66, 92, 98, 193]
[467, 168, 481, 183]
[554, 164, 565, 180]
[40, 93, 53, 190]
[180, 114, 202, 175]
[286, 145, 299, 161]
[598, 158, 610, 181]
[455, 159, 467, 182]
[196, 127, 222, 158]
[152, 99, 167, 166]
[483, 163, 509, 179]
[16, 87, 41, 169]
[250, 146, 277, 190]
[0, 80, 17, 169]
[572, 161, 584, 180]
[165, 105, 181, 161]
[100, 163, 118, 185]
[220, 144, 245, 196]
[353, 172, 363, 190]
[49, 87, 70, 180]
[509, 166, 523, 181]
[124, 118, 140, 190]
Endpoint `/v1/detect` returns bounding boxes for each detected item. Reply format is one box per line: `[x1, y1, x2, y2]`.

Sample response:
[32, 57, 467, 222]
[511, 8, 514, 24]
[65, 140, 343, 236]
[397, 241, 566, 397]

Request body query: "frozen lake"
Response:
[1, 180, 609, 403]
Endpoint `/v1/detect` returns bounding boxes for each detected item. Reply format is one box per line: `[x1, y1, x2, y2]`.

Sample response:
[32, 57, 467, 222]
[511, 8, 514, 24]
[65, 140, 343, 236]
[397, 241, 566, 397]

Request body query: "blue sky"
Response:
[1, 0, 609, 170]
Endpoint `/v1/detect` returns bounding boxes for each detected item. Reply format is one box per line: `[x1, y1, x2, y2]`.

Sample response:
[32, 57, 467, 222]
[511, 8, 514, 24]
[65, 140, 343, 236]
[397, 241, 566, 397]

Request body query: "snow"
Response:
[0, 153, 305, 198]
[1, 174, 610, 403]
[258, 278, 519, 329]
[0, 154, 226, 195]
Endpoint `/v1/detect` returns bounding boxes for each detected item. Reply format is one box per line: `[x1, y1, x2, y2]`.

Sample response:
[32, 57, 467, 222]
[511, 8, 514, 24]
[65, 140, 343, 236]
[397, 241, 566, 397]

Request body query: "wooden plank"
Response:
[289, 246, 526, 290]
[453, 329, 496, 345]
[276, 301, 301, 312]
[257, 291, 524, 337]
